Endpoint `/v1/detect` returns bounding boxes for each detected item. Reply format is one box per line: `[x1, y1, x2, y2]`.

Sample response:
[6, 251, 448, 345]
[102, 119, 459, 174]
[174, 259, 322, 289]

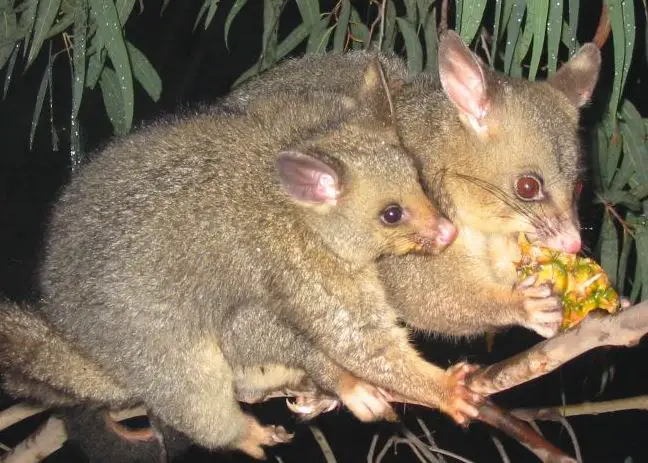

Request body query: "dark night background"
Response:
[0, 1, 647, 462]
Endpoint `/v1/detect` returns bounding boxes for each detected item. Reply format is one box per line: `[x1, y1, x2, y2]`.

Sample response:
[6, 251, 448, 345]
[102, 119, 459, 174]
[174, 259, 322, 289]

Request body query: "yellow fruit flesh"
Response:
[515, 234, 620, 330]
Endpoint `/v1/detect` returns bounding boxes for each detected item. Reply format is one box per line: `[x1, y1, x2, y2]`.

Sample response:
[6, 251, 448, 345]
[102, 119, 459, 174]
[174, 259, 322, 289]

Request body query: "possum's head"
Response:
[433, 30, 601, 254]
[276, 60, 456, 264]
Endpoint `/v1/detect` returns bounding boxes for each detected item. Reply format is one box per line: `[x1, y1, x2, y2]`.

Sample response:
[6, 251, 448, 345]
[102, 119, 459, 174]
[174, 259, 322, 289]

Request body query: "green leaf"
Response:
[261, 0, 281, 67]
[566, 0, 579, 54]
[423, 4, 438, 73]
[333, 0, 350, 52]
[526, 0, 549, 81]
[396, 17, 423, 74]
[546, 0, 562, 74]
[233, 22, 309, 87]
[306, 17, 332, 54]
[0, 3, 18, 70]
[620, 119, 648, 185]
[499, 0, 515, 40]
[2, 42, 18, 97]
[193, 0, 210, 31]
[204, 0, 220, 29]
[629, 183, 648, 201]
[224, 0, 249, 50]
[594, 125, 608, 189]
[620, 100, 645, 138]
[491, 0, 503, 67]
[86, 48, 106, 89]
[382, 0, 397, 51]
[403, 0, 417, 25]
[20, 0, 38, 58]
[29, 49, 51, 150]
[90, 0, 134, 132]
[455, 0, 462, 33]
[115, 0, 136, 25]
[598, 214, 619, 286]
[635, 224, 648, 300]
[349, 6, 369, 49]
[276, 22, 309, 59]
[605, 0, 635, 115]
[99, 66, 128, 135]
[460, 0, 487, 44]
[504, 0, 526, 75]
[126, 41, 161, 101]
[296, 0, 318, 26]
[617, 232, 633, 294]
[597, 190, 642, 211]
[514, 13, 533, 72]
[28, 0, 61, 68]
[72, 1, 88, 117]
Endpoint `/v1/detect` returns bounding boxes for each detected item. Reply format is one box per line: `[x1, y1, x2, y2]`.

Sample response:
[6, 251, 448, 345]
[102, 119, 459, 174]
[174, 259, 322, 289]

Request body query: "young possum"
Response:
[1, 61, 478, 459]
[225, 30, 601, 339]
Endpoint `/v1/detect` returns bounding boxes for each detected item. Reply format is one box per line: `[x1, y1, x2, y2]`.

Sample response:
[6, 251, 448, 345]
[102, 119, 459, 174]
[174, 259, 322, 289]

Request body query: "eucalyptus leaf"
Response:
[598, 214, 619, 286]
[403, 0, 417, 26]
[126, 41, 162, 101]
[99, 66, 128, 136]
[527, 0, 551, 80]
[204, 0, 220, 29]
[261, 0, 281, 67]
[306, 17, 332, 54]
[26, 0, 60, 67]
[546, 0, 562, 74]
[115, 0, 136, 25]
[72, 0, 88, 117]
[20, 0, 38, 58]
[491, 0, 502, 67]
[597, 190, 642, 211]
[296, 0, 319, 26]
[349, 7, 369, 49]
[224, 0, 249, 50]
[381, 0, 397, 51]
[620, 119, 648, 185]
[566, 0, 579, 53]
[86, 48, 106, 89]
[332, 0, 350, 52]
[504, 1, 525, 75]
[29, 52, 51, 150]
[2, 42, 18, 97]
[423, 4, 437, 74]
[396, 17, 423, 74]
[617, 231, 633, 294]
[635, 225, 648, 301]
[459, 0, 487, 45]
[90, 0, 134, 132]
[0, 3, 17, 70]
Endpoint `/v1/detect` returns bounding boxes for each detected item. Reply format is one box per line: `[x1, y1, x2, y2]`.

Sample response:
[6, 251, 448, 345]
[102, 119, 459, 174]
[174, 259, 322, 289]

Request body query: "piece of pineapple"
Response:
[515, 234, 621, 330]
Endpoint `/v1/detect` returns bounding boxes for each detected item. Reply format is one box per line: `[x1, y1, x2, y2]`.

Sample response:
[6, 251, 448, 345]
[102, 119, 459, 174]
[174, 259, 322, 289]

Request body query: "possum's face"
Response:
[276, 136, 456, 264]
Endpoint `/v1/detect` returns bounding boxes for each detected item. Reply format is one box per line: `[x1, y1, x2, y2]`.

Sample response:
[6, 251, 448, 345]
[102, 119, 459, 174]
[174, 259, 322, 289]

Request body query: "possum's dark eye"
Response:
[514, 175, 543, 201]
[380, 204, 404, 225]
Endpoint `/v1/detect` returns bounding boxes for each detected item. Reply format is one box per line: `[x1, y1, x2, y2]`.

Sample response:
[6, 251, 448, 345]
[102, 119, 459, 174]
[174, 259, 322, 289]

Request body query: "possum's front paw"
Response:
[236, 415, 293, 460]
[439, 362, 485, 426]
[516, 275, 562, 338]
[337, 372, 398, 422]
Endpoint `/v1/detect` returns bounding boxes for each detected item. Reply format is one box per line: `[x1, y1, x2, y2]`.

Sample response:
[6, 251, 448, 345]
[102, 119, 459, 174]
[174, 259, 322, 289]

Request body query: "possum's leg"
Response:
[132, 338, 291, 460]
[220, 302, 397, 422]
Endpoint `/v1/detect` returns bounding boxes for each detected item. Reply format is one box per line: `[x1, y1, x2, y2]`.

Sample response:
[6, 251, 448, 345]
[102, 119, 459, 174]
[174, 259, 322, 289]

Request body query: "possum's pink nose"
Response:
[561, 236, 582, 253]
[434, 217, 457, 248]
[546, 234, 582, 253]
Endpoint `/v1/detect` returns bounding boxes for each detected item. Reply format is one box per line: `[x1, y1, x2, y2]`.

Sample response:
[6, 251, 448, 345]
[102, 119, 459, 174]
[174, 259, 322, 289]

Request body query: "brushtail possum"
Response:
[226, 30, 601, 339]
[1, 61, 481, 459]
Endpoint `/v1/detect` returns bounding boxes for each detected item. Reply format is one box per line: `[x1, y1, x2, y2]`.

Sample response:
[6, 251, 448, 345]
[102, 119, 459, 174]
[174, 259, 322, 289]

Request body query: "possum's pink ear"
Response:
[438, 30, 490, 136]
[277, 151, 340, 206]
